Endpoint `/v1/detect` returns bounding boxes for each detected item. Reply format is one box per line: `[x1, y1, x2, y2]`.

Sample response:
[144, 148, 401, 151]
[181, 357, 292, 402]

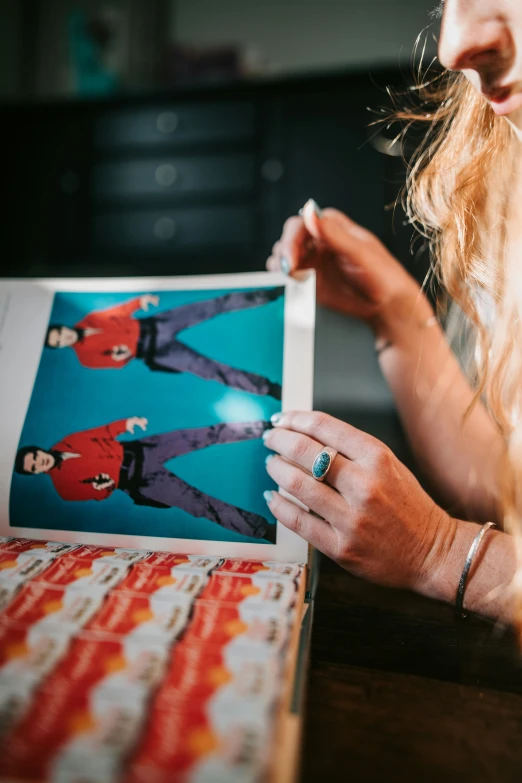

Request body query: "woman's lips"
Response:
[485, 88, 522, 116]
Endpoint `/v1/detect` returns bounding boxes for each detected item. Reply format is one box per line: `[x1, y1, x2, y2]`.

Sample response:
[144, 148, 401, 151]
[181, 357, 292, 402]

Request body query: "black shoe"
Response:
[266, 286, 285, 301]
[268, 382, 282, 401]
[262, 522, 277, 544]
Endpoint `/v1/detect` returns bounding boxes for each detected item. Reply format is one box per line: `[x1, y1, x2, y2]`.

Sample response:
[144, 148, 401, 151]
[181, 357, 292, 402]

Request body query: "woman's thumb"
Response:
[301, 199, 371, 258]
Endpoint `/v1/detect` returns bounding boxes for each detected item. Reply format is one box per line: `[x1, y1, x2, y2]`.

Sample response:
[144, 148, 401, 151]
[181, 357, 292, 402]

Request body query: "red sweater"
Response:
[73, 298, 142, 369]
[50, 419, 127, 502]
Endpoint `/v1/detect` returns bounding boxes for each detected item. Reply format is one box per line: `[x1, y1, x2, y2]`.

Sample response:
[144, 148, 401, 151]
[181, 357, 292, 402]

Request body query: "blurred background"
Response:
[0, 0, 440, 465]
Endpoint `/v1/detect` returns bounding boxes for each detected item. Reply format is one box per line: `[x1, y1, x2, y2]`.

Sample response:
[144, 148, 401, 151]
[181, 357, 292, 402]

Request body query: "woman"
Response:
[263, 0, 522, 627]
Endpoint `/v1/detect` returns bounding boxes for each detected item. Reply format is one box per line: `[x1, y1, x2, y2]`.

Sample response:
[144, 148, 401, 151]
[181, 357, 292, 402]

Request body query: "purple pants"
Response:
[126, 420, 275, 541]
[141, 288, 283, 399]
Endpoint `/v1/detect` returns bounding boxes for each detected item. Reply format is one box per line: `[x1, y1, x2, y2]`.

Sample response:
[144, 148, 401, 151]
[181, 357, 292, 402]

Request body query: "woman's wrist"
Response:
[369, 282, 435, 347]
[416, 518, 517, 624]
[417, 518, 480, 604]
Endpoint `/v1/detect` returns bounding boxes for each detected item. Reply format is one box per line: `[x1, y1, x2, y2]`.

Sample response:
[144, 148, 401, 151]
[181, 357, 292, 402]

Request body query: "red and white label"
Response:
[127, 699, 269, 783]
[50, 636, 169, 701]
[86, 593, 190, 644]
[115, 565, 206, 602]
[0, 622, 70, 686]
[3, 583, 104, 634]
[183, 602, 289, 653]
[217, 560, 302, 579]
[0, 538, 79, 559]
[156, 640, 280, 713]
[199, 573, 296, 610]
[142, 553, 221, 572]
[0, 580, 20, 613]
[33, 557, 129, 593]
[70, 545, 151, 564]
[0, 674, 145, 782]
[0, 552, 51, 584]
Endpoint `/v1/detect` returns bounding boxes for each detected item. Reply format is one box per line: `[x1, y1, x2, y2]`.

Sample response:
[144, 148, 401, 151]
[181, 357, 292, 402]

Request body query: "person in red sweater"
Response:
[14, 417, 275, 542]
[45, 289, 283, 398]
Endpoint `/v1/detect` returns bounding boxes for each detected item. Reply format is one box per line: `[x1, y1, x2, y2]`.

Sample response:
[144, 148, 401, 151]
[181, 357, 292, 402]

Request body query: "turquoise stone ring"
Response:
[312, 447, 338, 482]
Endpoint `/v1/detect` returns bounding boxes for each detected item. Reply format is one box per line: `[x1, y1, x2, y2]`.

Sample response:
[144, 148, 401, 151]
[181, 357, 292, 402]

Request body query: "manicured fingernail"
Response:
[262, 429, 271, 442]
[308, 199, 323, 218]
[271, 413, 283, 426]
[280, 257, 291, 276]
[265, 454, 275, 467]
[263, 490, 274, 504]
[300, 199, 323, 218]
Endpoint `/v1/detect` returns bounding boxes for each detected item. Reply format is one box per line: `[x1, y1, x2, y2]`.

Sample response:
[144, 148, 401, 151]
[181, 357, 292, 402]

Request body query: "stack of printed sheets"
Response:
[0, 537, 305, 783]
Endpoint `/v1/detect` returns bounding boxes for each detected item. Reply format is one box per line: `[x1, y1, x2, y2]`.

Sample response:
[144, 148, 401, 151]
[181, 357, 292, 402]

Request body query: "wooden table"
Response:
[301, 555, 522, 783]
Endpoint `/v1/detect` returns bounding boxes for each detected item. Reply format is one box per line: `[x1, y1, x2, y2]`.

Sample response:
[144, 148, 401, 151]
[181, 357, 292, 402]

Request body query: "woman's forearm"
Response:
[375, 292, 505, 523]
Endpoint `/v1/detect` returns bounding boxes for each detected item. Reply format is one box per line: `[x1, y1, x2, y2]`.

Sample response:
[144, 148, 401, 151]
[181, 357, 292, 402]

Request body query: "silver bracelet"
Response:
[455, 522, 497, 620]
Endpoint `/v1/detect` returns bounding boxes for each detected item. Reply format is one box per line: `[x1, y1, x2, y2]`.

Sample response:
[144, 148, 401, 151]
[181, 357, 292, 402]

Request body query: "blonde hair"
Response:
[394, 68, 522, 626]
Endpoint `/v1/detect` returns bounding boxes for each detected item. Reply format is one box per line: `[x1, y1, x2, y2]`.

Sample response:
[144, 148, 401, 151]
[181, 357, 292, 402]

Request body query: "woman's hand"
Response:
[264, 410, 455, 593]
[266, 199, 430, 341]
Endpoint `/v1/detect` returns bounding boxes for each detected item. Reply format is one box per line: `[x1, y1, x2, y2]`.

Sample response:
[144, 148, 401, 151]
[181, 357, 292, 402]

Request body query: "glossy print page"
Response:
[0, 271, 314, 563]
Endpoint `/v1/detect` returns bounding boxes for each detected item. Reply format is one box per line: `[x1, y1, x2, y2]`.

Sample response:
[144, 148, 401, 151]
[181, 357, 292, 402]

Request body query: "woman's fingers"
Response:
[272, 410, 381, 465]
[263, 427, 362, 494]
[278, 216, 306, 273]
[265, 255, 280, 272]
[266, 216, 321, 275]
[265, 490, 338, 557]
[266, 453, 346, 522]
[268, 202, 387, 278]
[301, 200, 375, 262]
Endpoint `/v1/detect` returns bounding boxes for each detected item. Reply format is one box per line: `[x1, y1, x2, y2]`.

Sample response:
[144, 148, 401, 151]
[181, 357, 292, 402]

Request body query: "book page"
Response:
[0, 272, 314, 563]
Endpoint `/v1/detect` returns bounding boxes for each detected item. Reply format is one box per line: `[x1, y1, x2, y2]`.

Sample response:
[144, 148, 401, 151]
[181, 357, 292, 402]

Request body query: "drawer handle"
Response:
[261, 159, 284, 183]
[155, 163, 178, 188]
[157, 111, 179, 134]
[153, 217, 177, 241]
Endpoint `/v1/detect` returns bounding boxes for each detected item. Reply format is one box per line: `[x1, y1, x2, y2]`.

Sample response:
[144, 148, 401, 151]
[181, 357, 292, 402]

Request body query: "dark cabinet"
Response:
[92, 154, 256, 201]
[1, 69, 427, 282]
[93, 102, 255, 149]
[92, 206, 254, 253]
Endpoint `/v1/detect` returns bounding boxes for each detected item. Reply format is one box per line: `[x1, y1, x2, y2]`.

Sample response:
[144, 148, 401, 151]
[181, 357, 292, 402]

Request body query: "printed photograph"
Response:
[10, 286, 285, 544]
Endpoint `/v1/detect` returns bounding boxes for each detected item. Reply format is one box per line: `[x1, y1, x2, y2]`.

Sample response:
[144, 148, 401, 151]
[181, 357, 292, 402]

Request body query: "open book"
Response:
[0, 271, 316, 783]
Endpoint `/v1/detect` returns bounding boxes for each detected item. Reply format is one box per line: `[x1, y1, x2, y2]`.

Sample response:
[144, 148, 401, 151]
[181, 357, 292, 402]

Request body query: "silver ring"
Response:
[312, 447, 338, 482]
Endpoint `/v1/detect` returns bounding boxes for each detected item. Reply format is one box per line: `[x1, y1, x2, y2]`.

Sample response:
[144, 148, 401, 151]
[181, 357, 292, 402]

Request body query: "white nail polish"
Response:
[280, 257, 290, 276]
[308, 199, 323, 218]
